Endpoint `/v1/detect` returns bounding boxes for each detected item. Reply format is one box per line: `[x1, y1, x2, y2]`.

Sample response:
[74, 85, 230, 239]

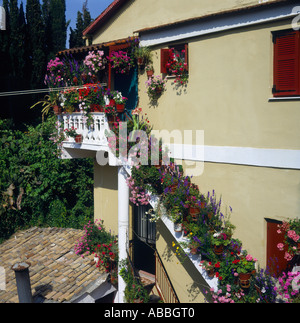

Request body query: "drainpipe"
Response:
[12, 262, 33, 303]
[117, 166, 129, 303]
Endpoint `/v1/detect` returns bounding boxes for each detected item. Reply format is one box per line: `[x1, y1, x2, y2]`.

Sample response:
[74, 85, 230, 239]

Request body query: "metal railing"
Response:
[155, 251, 179, 303]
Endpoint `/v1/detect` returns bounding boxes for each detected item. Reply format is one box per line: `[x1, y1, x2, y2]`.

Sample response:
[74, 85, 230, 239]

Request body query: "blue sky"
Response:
[66, 0, 114, 30]
[3, 0, 115, 44]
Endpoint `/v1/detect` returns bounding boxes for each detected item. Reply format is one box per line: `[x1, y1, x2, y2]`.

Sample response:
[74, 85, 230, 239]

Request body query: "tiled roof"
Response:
[0, 227, 106, 303]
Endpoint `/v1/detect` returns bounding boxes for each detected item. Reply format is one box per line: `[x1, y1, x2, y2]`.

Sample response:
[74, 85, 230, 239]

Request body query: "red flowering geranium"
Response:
[93, 240, 118, 273]
[166, 48, 188, 85]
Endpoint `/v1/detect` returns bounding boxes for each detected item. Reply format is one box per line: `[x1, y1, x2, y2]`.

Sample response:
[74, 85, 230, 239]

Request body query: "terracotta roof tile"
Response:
[0, 227, 106, 303]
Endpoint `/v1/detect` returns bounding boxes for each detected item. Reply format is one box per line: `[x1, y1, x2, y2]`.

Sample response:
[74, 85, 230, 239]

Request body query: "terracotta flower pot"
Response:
[146, 70, 154, 78]
[116, 104, 125, 113]
[239, 272, 252, 289]
[53, 105, 62, 115]
[213, 244, 224, 255]
[75, 134, 83, 144]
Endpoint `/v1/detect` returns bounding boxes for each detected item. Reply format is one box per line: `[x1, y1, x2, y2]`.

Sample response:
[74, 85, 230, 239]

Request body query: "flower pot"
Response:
[53, 105, 62, 115]
[155, 87, 163, 95]
[213, 244, 224, 255]
[189, 206, 200, 222]
[133, 298, 144, 303]
[146, 70, 154, 78]
[174, 223, 182, 233]
[239, 272, 252, 289]
[190, 247, 198, 255]
[207, 268, 215, 278]
[75, 134, 83, 144]
[116, 104, 125, 113]
[137, 57, 145, 66]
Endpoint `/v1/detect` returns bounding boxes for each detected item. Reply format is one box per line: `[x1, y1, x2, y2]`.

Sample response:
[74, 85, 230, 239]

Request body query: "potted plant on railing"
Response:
[61, 87, 80, 113]
[211, 232, 231, 256]
[107, 50, 134, 74]
[64, 126, 83, 144]
[170, 206, 185, 233]
[30, 92, 61, 118]
[232, 252, 257, 289]
[112, 91, 128, 113]
[200, 260, 215, 278]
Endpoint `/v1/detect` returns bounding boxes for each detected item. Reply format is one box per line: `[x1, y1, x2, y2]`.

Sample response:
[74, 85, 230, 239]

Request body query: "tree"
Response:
[69, 0, 92, 48]
[26, 0, 46, 89]
[49, 0, 67, 55]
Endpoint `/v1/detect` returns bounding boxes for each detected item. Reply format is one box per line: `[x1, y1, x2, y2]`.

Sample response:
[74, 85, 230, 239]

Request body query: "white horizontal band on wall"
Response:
[139, 3, 299, 47]
[169, 144, 300, 170]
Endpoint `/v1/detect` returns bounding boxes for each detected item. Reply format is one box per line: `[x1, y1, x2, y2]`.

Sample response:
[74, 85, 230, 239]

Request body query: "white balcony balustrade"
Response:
[58, 112, 115, 160]
[59, 112, 110, 147]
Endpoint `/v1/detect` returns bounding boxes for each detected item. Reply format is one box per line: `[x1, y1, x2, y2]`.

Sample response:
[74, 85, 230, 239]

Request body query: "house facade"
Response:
[58, 0, 300, 303]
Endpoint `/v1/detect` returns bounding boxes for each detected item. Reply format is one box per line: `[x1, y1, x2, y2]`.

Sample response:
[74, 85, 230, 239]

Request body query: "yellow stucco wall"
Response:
[156, 219, 208, 303]
[94, 162, 119, 235]
[139, 19, 300, 150]
[91, 1, 300, 302]
[138, 18, 300, 267]
[92, 0, 280, 44]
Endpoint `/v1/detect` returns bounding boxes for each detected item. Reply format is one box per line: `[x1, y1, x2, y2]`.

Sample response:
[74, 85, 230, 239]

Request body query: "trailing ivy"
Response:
[0, 116, 94, 242]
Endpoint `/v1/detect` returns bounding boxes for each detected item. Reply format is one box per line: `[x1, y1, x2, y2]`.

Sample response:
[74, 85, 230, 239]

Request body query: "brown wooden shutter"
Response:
[184, 44, 189, 71]
[161, 49, 170, 74]
[273, 30, 300, 97]
[266, 219, 288, 277]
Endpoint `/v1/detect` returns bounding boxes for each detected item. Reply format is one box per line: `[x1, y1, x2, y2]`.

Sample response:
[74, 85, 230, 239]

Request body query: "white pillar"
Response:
[117, 166, 129, 303]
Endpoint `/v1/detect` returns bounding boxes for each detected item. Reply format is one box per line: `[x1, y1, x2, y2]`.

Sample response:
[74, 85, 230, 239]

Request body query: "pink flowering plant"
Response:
[93, 240, 118, 273]
[83, 50, 106, 74]
[277, 219, 300, 261]
[274, 271, 300, 303]
[232, 252, 257, 274]
[74, 219, 115, 258]
[107, 50, 134, 74]
[145, 75, 166, 102]
[64, 126, 78, 139]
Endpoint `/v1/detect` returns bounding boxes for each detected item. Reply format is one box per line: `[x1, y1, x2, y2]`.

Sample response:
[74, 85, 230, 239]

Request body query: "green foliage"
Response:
[119, 259, 150, 303]
[0, 116, 94, 242]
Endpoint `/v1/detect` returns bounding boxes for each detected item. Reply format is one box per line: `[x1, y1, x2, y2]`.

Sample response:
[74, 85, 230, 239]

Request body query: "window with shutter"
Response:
[272, 30, 300, 97]
[160, 44, 189, 75]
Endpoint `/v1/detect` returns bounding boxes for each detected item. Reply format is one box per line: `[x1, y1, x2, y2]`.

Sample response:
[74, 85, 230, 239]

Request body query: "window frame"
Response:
[272, 29, 300, 97]
[160, 43, 189, 76]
